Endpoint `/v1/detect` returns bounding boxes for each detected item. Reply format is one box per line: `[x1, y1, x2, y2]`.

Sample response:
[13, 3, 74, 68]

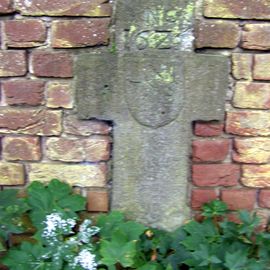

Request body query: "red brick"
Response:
[192, 139, 230, 162]
[195, 20, 240, 49]
[254, 54, 270, 80]
[0, 0, 14, 14]
[2, 80, 45, 106]
[4, 20, 46, 48]
[15, 0, 112, 17]
[259, 190, 270, 208]
[226, 111, 270, 136]
[232, 53, 253, 80]
[52, 19, 110, 48]
[46, 82, 73, 109]
[192, 164, 240, 187]
[64, 115, 111, 136]
[194, 121, 224, 137]
[31, 51, 73, 78]
[0, 51, 26, 77]
[233, 82, 270, 109]
[3, 136, 41, 161]
[204, 0, 270, 20]
[221, 189, 256, 210]
[87, 190, 109, 212]
[191, 189, 218, 210]
[0, 109, 62, 135]
[242, 24, 270, 50]
[46, 136, 111, 162]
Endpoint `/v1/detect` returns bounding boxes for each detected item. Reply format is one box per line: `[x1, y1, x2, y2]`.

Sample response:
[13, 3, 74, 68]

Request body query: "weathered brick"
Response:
[0, 51, 26, 77]
[204, 0, 270, 20]
[233, 138, 270, 164]
[87, 190, 109, 212]
[232, 53, 253, 80]
[46, 82, 73, 108]
[221, 189, 256, 210]
[46, 138, 83, 162]
[52, 19, 110, 48]
[2, 80, 45, 106]
[31, 51, 73, 78]
[0, 0, 14, 14]
[28, 163, 107, 187]
[226, 111, 270, 136]
[242, 165, 270, 188]
[64, 115, 111, 136]
[3, 136, 41, 161]
[0, 109, 62, 135]
[15, 0, 112, 17]
[4, 20, 46, 48]
[191, 189, 218, 210]
[233, 82, 270, 109]
[84, 136, 111, 162]
[192, 164, 240, 187]
[46, 136, 111, 162]
[259, 190, 270, 208]
[195, 20, 240, 48]
[242, 24, 270, 50]
[194, 121, 223, 137]
[192, 139, 230, 162]
[254, 54, 270, 80]
[0, 162, 24, 185]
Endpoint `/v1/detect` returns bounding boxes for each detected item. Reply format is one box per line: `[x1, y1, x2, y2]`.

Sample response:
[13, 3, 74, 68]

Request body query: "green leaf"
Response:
[202, 200, 228, 218]
[137, 262, 163, 270]
[100, 238, 137, 267]
[224, 250, 248, 270]
[27, 181, 53, 212]
[47, 179, 71, 200]
[97, 211, 125, 239]
[118, 221, 146, 241]
[58, 195, 86, 212]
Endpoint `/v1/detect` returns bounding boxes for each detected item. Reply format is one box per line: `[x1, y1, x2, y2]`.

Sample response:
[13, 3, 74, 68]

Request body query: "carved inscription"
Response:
[124, 4, 194, 50]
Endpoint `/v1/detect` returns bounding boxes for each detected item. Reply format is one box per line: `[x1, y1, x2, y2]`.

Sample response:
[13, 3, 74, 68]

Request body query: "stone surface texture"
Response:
[76, 0, 229, 230]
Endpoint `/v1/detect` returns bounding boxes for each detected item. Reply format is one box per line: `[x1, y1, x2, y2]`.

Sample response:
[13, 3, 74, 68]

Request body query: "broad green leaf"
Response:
[100, 239, 137, 267]
[137, 262, 162, 270]
[97, 211, 125, 239]
[224, 250, 248, 270]
[118, 221, 146, 241]
[47, 179, 71, 200]
[58, 195, 86, 212]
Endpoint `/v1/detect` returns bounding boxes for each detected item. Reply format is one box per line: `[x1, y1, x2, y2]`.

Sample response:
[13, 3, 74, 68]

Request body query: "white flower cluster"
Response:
[42, 212, 76, 240]
[73, 249, 97, 270]
[78, 219, 100, 244]
[41, 213, 99, 270]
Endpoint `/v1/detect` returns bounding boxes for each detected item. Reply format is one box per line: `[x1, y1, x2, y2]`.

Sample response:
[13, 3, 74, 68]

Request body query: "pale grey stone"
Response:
[75, 0, 229, 230]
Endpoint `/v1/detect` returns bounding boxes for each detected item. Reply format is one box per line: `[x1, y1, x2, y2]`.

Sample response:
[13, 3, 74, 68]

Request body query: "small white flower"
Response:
[78, 219, 100, 243]
[42, 212, 76, 239]
[73, 249, 97, 270]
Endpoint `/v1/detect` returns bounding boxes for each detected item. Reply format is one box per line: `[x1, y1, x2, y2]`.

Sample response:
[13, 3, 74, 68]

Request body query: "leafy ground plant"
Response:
[1, 180, 270, 270]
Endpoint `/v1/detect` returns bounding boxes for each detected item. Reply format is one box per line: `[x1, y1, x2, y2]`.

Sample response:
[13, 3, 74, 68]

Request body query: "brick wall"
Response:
[191, 0, 270, 224]
[0, 0, 112, 213]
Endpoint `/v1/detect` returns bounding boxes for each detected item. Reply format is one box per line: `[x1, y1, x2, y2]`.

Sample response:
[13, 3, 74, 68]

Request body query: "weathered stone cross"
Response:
[76, 0, 229, 230]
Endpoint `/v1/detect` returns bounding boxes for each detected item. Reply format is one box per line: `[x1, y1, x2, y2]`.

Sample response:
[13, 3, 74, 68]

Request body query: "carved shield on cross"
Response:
[124, 57, 185, 128]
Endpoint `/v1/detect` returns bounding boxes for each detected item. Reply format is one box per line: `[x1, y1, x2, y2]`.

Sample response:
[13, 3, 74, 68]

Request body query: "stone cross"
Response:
[75, 0, 229, 230]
